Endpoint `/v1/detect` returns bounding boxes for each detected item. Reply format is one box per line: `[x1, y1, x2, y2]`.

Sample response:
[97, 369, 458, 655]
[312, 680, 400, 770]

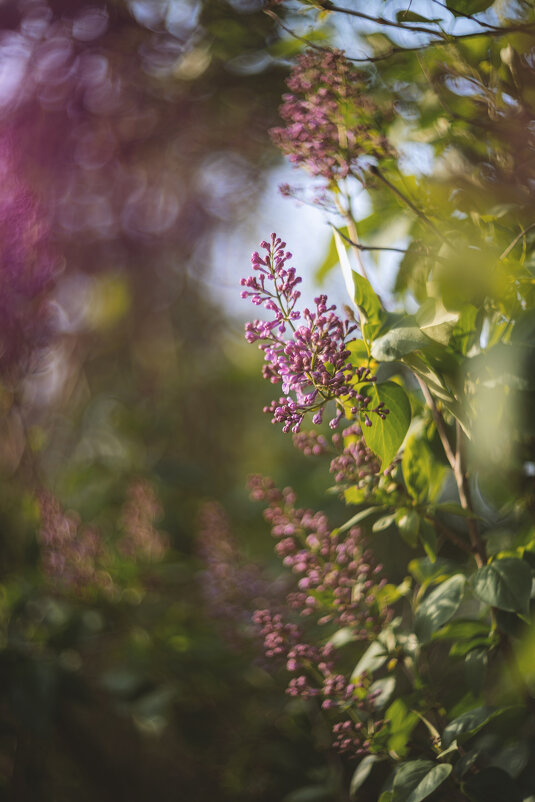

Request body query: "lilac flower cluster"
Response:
[253, 606, 386, 755]
[118, 480, 168, 562]
[249, 475, 391, 635]
[37, 491, 114, 596]
[242, 234, 384, 433]
[270, 50, 391, 185]
[294, 424, 382, 488]
[197, 502, 273, 644]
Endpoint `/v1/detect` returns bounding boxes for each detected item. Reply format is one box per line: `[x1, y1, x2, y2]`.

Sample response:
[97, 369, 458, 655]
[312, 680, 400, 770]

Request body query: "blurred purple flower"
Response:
[118, 480, 168, 562]
[0, 132, 60, 375]
[271, 49, 392, 186]
[37, 491, 114, 596]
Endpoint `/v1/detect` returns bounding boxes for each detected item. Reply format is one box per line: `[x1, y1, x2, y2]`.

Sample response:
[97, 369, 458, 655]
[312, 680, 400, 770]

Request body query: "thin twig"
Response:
[319, 2, 535, 41]
[370, 166, 449, 245]
[263, 9, 326, 53]
[415, 376, 486, 567]
[329, 223, 408, 253]
[499, 221, 535, 260]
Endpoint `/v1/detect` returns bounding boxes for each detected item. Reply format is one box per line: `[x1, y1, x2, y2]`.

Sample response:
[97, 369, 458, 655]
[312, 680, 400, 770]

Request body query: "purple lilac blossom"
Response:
[270, 49, 392, 186]
[241, 234, 385, 433]
[249, 476, 392, 755]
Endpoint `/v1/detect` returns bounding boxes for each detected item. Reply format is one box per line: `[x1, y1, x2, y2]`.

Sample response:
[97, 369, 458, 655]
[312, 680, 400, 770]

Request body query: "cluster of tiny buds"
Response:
[242, 234, 386, 433]
[253, 605, 386, 755]
[248, 475, 392, 636]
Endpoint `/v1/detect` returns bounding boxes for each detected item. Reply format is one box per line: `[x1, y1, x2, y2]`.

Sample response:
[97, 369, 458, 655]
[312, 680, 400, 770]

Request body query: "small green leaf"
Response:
[471, 557, 532, 616]
[373, 513, 397, 532]
[384, 699, 419, 757]
[396, 508, 420, 548]
[446, 0, 495, 16]
[419, 521, 437, 562]
[414, 574, 466, 642]
[360, 381, 411, 467]
[396, 9, 441, 22]
[349, 755, 379, 799]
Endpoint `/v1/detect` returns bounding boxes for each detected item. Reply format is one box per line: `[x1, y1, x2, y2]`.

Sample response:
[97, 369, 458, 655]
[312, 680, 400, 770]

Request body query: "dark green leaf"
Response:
[392, 760, 452, 802]
[414, 574, 466, 642]
[360, 381, 411, 467]
[442, 706, 504, 749]
[471, 558, 531, 616]
[461, 767, 522, 802]
[465, 648, 487, 696]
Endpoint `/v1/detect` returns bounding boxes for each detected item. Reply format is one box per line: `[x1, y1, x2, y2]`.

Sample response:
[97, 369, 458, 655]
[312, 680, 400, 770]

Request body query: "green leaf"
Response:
[405, 765, 452, 802]
[349, 755, 379, 799]
[339, 506, 382, 529]
[360, 381, 411, 467]
[315, 231, 343, 282]
[354, 271, 385, 342]
[442, 706, 504, 749]
[392, 760, 452, 802]
[396, 508, 420, 548]
[432, 619, 490, 642]
[402, 436, 433, 503]
[461, 767, 523, 802]
[371, 318, 435, 362]
[419, 521, 437, 562]
[465, 648, 487, 696]
[471, 558, 532, 616]
[352, 640, 389, 677]
[415, 298, 459, 345]
[373, 513, 397, 532]
[384, 699, 419, 757]
[446, 0, 495, 16]
[414, 574, 466, 642]
[396, 10, 441, 22]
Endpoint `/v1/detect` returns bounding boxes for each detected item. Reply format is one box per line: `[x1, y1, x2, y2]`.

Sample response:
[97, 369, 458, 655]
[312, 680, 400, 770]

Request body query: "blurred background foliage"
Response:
[0, 0, 346, 799]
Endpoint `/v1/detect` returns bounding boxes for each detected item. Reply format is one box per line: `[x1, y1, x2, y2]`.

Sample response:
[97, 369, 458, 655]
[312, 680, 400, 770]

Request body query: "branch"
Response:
[415, 376, 486, 568]
[329, 223, 408, 253]
[369, 166, 449, 245]
[499, 222, 535, 261]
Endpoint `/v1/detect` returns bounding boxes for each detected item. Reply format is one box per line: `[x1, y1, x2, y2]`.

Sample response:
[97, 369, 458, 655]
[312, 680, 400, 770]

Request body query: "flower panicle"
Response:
[242, 234, 385, 433]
